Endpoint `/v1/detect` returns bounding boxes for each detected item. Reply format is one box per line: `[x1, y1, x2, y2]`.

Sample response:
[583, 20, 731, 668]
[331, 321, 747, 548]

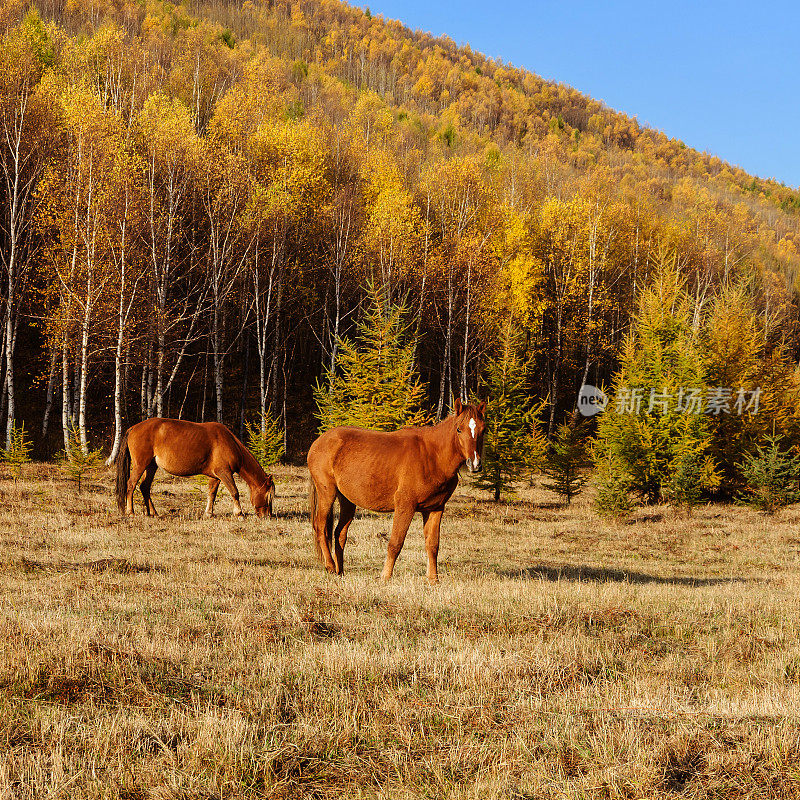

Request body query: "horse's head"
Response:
[453, 398, 487, 473]
[252, 475, 275, 518]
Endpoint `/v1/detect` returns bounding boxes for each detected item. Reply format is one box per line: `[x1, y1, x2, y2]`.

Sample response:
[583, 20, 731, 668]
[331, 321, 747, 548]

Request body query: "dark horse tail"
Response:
[308, 477, 333, 563]
[115, 428, 131, 513]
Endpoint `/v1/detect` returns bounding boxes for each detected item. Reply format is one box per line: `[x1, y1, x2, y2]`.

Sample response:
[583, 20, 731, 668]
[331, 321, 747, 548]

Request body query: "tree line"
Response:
[1, 0, 799, 465]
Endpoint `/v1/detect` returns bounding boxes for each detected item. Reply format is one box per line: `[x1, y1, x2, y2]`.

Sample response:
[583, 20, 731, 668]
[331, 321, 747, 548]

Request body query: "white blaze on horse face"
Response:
[467, 417, 480, 469]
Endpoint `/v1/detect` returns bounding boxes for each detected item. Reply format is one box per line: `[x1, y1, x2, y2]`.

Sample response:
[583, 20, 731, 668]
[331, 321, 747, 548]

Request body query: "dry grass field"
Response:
[3, 463, 800, 799]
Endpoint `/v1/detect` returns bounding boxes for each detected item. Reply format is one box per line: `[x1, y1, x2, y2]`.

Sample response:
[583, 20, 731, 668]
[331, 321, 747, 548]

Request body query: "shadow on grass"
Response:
[271, 509, 307, 521]
[501, 563, 746, 587]
[15, 557, 164, 575]
[474, 498, 563, 511]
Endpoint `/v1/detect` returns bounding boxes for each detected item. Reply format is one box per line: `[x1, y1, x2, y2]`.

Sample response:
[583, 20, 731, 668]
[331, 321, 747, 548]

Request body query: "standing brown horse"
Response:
[115, 418, 275, 518]
[307, 399, 486, 584]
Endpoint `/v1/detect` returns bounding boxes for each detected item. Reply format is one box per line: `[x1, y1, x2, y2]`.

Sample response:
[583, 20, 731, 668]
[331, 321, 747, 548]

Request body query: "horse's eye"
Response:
[457, 426, 462, 433]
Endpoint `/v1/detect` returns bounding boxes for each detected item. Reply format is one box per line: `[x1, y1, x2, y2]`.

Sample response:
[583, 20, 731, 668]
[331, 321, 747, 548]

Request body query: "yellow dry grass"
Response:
[2, 463, 800, 798]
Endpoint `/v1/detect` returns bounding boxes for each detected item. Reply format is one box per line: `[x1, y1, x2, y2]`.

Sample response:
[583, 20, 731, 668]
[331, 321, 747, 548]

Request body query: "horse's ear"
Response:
[454, 397, 463, 416]
[478, 400, 487, 417]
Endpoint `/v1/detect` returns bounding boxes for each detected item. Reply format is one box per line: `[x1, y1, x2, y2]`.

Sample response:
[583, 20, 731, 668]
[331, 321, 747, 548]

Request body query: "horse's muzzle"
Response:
[466, 458, 483, 474]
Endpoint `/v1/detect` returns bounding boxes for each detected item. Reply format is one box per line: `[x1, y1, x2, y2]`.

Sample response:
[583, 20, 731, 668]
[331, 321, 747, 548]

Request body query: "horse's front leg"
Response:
[422, 510, 444, 585]
[217, 471, 244, 517]
[380, 502, 415, 581]
[204, 478, 220, 518]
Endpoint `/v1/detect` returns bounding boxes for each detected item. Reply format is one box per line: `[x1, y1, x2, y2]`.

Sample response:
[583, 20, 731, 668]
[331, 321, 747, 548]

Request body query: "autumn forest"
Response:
[2, 0, 800, 467]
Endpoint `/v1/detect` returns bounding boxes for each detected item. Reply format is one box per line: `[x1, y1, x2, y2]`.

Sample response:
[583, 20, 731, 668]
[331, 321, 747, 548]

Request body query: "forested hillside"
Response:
[1, 0, 799, 459]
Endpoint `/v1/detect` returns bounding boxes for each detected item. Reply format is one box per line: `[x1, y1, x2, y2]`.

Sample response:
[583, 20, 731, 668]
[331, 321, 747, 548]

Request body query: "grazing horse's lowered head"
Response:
[452, 398, 487, 474]
[250, 475, 276, 518]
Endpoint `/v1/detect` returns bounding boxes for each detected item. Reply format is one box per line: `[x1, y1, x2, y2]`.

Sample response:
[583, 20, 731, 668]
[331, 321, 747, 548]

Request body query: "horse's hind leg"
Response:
[125, 459, 149, 516]
[139, 462, 158, 516]
[311, 478, 337, 575]
[204, 478, 220, 518]
[333, 496, 356, 576]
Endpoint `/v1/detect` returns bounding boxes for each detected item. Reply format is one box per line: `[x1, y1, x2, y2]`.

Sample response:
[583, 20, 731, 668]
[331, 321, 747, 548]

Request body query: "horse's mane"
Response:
[235, 434, 272, 488]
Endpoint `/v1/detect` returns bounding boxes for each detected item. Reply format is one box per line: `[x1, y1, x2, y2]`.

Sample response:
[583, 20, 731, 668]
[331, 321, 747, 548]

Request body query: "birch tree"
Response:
[196, 136, 251, 422]
[0, 13, 54, 446]
[245, 115, 329, 427]
[37, 83, 123, 451]
[137, 92, 204, 418]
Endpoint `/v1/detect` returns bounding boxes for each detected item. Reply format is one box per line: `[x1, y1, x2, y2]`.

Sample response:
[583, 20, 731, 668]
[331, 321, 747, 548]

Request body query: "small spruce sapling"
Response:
[246, 408, 285, 471]
[737, 435, 800, 514]
[543, 415, 590, 505]
[662, 418, 719, 514]
[593, 454, 634, 520]
[1, 422, 32, 483]
[593, 252, 716, 504]
[475, 321, 546, 501]
[59, 426, 104, 494]
[314, 281, 429, 432]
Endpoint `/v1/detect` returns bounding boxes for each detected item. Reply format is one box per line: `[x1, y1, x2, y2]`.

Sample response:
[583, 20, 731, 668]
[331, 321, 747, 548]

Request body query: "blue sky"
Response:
[367, 1, 800, 190]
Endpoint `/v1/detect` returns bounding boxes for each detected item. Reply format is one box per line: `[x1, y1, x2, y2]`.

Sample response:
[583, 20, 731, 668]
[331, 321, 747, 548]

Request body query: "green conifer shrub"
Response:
[593, 459, 634, 520]
[246, 408, 285, 470]
[314, 282, 429, 432]
[475, 321, 545, 501]
[737, 435, 800, 513]
[662, 417, 720, 513]
[1, 422, 33, 483]
[59, 426, 104, 494]
[543, 415, 590, 505]
[593, 251, 718, 506]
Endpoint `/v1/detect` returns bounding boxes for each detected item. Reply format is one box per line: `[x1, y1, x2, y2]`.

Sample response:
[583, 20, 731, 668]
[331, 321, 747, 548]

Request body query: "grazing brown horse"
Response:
[115, 418, 275, 518]
[307, 399, 486, 584]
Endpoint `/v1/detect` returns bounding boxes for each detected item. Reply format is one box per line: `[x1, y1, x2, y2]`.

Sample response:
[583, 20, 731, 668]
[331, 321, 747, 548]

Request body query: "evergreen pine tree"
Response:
[1, 422, 32, 483]
[662, 416, 719, 513]
[475, 320, 545, 501]
[246, 408, 285, 470]
[738, 435, 800, 513]
[593, 453, 633, 519]
[543, 415, 589, 505]
[314, 282, 429, 432]
[703, 283, 800, 497]
[594, 250, 718, 505]
[59, 426, 104, 494]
